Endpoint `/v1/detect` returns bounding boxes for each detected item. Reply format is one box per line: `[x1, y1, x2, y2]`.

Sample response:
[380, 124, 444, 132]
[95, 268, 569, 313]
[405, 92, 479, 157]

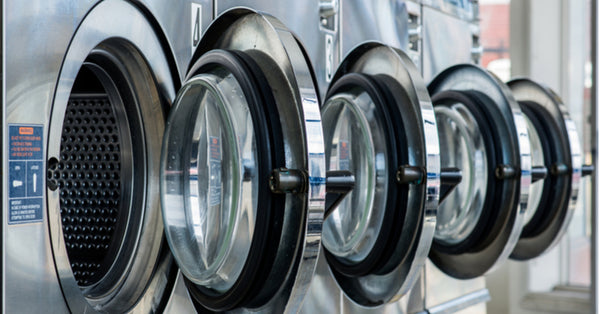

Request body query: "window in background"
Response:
[479, 0, 510, 81]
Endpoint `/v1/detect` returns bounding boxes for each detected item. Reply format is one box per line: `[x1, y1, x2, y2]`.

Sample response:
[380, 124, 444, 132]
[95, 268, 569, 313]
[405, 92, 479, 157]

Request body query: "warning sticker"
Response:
[8, 124, 44, 224]
[208, 136, 222, 207]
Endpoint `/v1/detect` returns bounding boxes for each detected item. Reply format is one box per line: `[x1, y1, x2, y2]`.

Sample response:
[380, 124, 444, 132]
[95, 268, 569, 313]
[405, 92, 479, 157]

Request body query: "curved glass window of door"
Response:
[161, 9, 326, 313]
[321, 90, 386, 264]
[320, 42, 440, 307]
[428, 64, 531, 279]
[434, 103, 488, 245]
[164, 68, 258, 292]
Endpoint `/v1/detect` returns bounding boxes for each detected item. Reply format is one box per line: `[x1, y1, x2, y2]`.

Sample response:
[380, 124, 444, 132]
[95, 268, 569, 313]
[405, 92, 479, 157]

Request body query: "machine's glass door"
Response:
[320, 42, 440, 307]
[160, 9, 325, 313]
[508, 78, 585, 260]
[428, 64, 531, 279]
[162, 60, 264, 294]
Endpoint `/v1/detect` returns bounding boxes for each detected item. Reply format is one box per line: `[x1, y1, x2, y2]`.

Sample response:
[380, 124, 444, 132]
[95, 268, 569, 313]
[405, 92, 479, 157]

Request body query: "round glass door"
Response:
[321, 90, 386, 265]
[160, 9, 325, 312]
[162, 67, 258, 292]
[434, 103, 488, 245]
[508, 78, 583, 260]
[428, 65, 531, 279]
[321, 42, 439, 307]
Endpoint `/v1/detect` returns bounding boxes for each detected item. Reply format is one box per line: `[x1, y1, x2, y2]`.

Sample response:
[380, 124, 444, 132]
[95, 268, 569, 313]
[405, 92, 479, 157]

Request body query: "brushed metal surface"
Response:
[421, 7, 473, 82]
[163, 273, 196, 314]
[215, 0, 338, 99]
[3, 1, 96, 312]
[340, 0, 409, 58]
[421, 0, 476, 22]
[4, 0, 180, 312]
[135, 0, 214, 82]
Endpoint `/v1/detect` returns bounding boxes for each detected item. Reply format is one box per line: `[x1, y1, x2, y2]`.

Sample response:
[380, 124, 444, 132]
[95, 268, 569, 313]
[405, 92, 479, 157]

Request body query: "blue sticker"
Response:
[8, 198, 43, 223]
[8, 124, 44, 224]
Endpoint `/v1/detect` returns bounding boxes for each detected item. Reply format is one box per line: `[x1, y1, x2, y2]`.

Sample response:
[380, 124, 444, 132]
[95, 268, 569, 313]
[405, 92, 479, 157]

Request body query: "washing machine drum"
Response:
[160, 9, 325, 312]
[427, 64, 532, 279]
[508, 78, 584, 260]
[320, 42, 440, 307]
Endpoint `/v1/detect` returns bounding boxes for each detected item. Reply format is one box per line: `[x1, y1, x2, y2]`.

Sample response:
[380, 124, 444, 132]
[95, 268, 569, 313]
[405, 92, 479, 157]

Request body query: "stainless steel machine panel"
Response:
[215, 0, 338, 99]
[3, 1, 96, 312]
[135, 0, 214, 82]
[421, 6, 477, 82]
[421, 0, 476, 22]
[340, 0, 417, 61]
[4, 1, 180, 312]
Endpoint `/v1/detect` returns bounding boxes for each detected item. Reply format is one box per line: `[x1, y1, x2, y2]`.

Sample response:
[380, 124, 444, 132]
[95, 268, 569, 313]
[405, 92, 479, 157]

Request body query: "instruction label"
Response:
[8, 125, 44, 224]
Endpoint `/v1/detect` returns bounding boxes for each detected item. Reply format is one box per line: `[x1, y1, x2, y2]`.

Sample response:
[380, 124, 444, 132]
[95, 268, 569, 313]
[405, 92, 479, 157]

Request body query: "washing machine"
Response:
[3, 1, 334, 312]
[4, 1, 178, 312]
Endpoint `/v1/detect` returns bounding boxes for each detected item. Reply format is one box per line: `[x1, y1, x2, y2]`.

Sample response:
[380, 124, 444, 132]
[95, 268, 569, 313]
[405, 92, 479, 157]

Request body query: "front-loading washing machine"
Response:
[4, 1, 179, 312]
[4, 2, 333, 312]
